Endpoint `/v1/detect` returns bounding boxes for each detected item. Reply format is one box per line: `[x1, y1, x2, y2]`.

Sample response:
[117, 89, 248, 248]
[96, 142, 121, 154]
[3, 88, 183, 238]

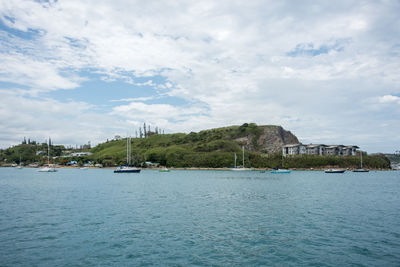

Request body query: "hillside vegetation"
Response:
[0, 123, 391, 169]
[88, 123, 389, 169]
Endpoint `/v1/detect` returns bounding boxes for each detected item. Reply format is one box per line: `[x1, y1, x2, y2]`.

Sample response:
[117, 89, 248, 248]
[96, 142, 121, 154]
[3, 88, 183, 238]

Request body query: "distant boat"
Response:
[114, 165, 141, 173]
[159, 167, 170, 172]
[231, 146, 249, 171]
[271, 153, 291, 173]
[271, 169, 291, 173]
[39, 138, 57, 172]
[15, 155, 23, 169]
[353, 151, 369, 172]
[325, 169, 345, 173]
[114, 136, 141, 173]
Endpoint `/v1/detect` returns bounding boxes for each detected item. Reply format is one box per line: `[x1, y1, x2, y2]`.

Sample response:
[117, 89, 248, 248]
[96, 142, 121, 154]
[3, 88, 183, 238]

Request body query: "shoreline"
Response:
[0, 165, 395, 171]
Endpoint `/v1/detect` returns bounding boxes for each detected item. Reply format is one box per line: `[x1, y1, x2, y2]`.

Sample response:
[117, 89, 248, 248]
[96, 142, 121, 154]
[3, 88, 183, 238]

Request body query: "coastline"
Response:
[0, 165, 394, 171]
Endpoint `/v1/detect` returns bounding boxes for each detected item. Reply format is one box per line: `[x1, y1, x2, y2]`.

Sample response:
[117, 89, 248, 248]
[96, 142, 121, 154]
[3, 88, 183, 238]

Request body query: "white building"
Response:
[283, 144, 359, 157]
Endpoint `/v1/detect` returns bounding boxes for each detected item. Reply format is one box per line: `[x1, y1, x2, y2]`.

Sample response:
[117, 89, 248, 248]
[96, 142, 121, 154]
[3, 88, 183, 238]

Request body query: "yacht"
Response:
[231, 146, 249, 171]
[114, 136, 141, 173]
[38, 138, 57, 172]
[325, 169, 345, 173]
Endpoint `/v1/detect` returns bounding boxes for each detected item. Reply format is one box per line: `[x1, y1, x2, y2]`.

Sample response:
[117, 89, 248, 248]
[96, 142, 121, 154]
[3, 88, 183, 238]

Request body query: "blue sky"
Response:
[0, 0, 399, 153]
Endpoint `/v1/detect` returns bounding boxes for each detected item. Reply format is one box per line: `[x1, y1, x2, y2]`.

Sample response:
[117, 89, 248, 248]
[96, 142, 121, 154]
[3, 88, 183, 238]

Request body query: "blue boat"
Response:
[271, 169, 291, 173]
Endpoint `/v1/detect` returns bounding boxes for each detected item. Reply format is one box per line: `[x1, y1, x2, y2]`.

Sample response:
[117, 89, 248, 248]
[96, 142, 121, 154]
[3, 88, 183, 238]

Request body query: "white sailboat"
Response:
[16, 155, 23, 169]
[114, 136, 141, 173]
[38, 138, 57, 172]
[231, 146, 248, 171]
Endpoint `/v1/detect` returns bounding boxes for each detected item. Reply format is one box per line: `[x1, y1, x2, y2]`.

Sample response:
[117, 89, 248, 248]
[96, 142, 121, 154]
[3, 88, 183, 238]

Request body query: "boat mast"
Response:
[47, 138, 50, 165]
[129, 136, 131, 166]
[234, 153, 237, 168]
[360, 150, 363, 169]
[242, 146, 245, 168]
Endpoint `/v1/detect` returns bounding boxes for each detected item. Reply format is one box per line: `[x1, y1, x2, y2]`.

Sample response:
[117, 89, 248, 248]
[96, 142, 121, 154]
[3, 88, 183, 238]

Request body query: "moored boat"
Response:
[325, 169, 345, 173]
[114, 136, 141, 174]
[271, 169, 291, 173]
[231, 146, 249, 171]
[39, 165, 57, 172]
[353, 169, 369, 172]
[114, 165, 141, 173]
[353, 150, 369, 172]
[38, 138, 57, 172]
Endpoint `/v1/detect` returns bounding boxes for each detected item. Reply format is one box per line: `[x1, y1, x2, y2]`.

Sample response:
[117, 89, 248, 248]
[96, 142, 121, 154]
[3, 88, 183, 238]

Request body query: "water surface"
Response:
[0, 168, 399, 266]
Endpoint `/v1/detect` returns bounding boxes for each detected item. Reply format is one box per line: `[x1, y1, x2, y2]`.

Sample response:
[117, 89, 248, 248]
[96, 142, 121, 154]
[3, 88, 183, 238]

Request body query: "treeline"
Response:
[0, 143, 65, 165]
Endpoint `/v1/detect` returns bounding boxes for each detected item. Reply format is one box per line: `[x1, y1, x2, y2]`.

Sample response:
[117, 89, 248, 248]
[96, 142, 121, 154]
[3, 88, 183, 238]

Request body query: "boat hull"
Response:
[38, 167, 57, 172]
[231, 168, 249, 171]
[325, 170, 345, 173]
[271, 170, 291, 173]
[353, 169, 369, 172]
[114, 166, 141, 173]
[114, 169, 141, 173]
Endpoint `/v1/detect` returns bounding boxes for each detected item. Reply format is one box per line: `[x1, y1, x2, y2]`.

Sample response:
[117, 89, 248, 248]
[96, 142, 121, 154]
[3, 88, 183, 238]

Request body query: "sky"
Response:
[0, 0, 399, 153]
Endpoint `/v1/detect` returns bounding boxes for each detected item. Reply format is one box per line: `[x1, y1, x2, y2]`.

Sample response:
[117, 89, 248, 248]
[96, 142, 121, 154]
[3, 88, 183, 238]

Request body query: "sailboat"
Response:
[271, 153, 291, 173]
[231, 146, 248, 171]
[38, 138, 57, 172]
[353, 151, 369, 172]
[114, 136, 141, 173]
[16, 155, 23, 169]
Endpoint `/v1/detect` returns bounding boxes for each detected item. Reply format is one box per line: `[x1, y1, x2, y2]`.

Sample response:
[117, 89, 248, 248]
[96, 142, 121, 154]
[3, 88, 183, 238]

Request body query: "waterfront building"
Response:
[283, 144, 359, 157]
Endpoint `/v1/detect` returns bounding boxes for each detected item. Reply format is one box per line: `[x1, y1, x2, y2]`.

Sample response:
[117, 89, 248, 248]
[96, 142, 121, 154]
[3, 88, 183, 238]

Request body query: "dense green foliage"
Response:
[87, 124, 390, 169]
[0, 143, 65, 165]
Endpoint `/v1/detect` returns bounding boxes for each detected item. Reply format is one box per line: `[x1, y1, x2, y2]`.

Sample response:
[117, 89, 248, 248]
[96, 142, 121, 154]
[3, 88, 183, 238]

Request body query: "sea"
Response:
[0, 168, 399, 266]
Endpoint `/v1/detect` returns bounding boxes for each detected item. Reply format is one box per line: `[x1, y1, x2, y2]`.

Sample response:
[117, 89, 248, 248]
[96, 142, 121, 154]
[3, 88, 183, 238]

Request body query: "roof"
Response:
[283, 144, 302, 148]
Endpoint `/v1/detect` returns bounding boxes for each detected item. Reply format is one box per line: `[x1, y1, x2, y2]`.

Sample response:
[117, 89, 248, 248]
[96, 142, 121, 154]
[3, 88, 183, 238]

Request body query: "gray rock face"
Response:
[235, 125, 299, 153]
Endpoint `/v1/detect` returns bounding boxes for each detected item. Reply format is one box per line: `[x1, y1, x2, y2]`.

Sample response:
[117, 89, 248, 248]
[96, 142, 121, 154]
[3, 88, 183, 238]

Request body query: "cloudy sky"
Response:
[0, 0, 399, 153]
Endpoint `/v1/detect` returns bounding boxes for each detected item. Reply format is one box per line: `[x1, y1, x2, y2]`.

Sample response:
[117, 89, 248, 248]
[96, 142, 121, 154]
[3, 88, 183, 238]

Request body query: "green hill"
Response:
[89, 123, 300, 167]
[0, 123, 391, 169]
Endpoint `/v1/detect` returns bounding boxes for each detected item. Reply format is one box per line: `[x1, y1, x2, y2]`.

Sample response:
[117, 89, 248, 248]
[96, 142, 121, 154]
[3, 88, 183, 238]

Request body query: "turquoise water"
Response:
[0, 168, 399, 266]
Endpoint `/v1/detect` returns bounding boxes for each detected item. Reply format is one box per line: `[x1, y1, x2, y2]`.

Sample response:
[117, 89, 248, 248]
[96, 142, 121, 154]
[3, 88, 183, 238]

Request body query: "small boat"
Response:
[159, 168, 170, 172]
[271, 169, 291, 173]
[114, 136, 141, 173]
[353, 169, 369, 172]
[38, 138, 57, 172]
[231, 146, 249, 171]
[16, 156, 23, 169]
[325, 169, 345, 173]
[114, 165, 141, 173]
[39, 165, 57, 172]
[353, 150, 369, 172]
[270, 154, 291, 173]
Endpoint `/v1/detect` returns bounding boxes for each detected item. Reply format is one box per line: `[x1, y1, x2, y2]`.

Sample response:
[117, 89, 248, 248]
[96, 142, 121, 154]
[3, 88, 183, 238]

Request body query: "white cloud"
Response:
[378, 95, 400, 104]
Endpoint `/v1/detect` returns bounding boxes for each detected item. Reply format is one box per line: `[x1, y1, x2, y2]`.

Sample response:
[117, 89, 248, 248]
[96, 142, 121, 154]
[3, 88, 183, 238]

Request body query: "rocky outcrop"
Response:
[235, 125, 299, 153]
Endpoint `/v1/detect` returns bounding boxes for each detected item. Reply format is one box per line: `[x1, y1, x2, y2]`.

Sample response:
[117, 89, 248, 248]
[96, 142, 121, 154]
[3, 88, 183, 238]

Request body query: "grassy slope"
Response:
[88, 124, 390, 169]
